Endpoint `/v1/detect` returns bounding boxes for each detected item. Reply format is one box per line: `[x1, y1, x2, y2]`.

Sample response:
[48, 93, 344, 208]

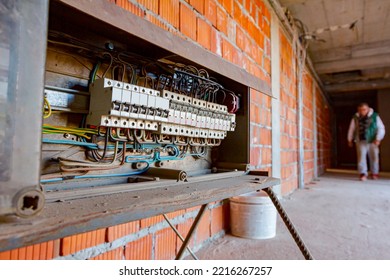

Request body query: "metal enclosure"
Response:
[0, 0, 49, 217]
[0, 0, 252, 221]
[0, 0, 252, 218]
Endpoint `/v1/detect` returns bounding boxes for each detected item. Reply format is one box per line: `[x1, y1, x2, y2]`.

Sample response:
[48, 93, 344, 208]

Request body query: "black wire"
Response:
[93, 132, 109, 162]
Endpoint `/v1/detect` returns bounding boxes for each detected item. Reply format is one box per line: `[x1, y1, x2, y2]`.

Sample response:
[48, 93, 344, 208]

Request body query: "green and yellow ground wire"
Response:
[42, 124, 98, 139]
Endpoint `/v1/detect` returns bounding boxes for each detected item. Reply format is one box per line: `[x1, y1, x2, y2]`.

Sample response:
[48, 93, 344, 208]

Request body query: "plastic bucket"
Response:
[230, 190, 277, 239]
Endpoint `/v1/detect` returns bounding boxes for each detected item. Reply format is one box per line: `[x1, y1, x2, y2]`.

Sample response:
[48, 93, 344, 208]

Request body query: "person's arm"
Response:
[376, 115, 385, 141]
[347, 118, 355, 146]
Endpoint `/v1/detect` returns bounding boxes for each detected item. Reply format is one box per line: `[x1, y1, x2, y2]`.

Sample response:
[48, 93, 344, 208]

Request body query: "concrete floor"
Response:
[195, 172, 390, 260]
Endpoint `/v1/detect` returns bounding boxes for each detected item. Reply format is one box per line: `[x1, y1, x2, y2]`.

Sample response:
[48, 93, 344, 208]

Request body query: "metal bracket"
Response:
[175, 203, 208, 260]
[215, 162, 250, 172]
[163, 214, 198, 260]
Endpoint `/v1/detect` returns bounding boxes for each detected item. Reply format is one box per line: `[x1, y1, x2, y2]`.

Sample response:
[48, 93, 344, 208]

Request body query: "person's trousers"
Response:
[356, 141, 380, 175]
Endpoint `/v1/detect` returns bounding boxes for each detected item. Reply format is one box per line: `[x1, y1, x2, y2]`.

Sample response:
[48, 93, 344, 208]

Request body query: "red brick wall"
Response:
[0, 240, 61, 260]
[316, 86, 332, 174]
[250, 88, 272, 171]
[302, 73, 315, 184]
[279, 30, 330, 194]
[113, 0, 271, 81]
[0, 204, 229, 260]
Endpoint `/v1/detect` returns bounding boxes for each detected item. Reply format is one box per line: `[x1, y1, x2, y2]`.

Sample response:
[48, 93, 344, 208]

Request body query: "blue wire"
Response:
[125, 154, 155, 163]
[40, 177, 64, 183]
[41, 139, 204, 184]
[42, 138, 135, 150]
[124, 144, 204, 163]
[42, 138, 99, 149]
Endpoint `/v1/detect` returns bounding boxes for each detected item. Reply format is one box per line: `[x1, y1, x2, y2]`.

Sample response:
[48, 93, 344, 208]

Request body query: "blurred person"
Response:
[348, 103, 385, 181]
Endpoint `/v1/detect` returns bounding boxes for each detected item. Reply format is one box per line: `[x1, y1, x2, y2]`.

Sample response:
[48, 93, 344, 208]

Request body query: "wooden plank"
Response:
[0, 175, 280, 252]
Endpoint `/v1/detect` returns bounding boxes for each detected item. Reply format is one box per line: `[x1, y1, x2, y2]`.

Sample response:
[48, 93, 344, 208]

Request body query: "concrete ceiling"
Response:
[278, 0, 390, 96]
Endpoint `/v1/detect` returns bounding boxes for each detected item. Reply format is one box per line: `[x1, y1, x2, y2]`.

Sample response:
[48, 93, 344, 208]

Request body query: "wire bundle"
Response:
[42, 124, 98, 140]
[41, 126, 208, 184]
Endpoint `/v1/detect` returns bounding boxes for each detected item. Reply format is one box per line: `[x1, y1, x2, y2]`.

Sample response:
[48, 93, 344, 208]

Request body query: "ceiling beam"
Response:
[312, 39, 390, 63]
[315, 54, 390, 74]
[320, 67, 390, 84]
[325, 79, 390, 93]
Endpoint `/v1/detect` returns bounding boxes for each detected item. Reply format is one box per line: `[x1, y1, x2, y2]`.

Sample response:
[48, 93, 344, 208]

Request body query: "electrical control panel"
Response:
[87, 78, 237, 143]
[0, 0, 250, 221]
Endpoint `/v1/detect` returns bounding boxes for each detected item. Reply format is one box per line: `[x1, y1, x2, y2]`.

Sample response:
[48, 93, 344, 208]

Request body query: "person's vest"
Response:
[353, 112, 377, 143]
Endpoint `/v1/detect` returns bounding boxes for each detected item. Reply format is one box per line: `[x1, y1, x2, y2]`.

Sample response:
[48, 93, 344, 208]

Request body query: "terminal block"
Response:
[87, 78, 236, 141]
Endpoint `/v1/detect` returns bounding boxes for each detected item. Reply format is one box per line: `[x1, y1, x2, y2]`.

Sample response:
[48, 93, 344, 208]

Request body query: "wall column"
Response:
[271, 11, 281, 195]
[377, 89, 390, 172]
[313, 82, 318, 179]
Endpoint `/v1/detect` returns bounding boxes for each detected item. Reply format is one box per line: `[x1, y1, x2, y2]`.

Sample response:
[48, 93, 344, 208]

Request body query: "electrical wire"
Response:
[43, 97, 52, 119]
[101, 52, 114, 78]
[43, 137, 136, 151]
[41, 161, 150, 184]
[42, 134, 206, 183]
[42, 138, 98, 149]
[48, 48, 94, 74]
[89, 133, 110, 162]
[90, 61, 101, 85]
[47, 39, 92, 52]
[42, 124, 98, 139]
[58, 140, 122, 172]
[117, 53, 137, 84]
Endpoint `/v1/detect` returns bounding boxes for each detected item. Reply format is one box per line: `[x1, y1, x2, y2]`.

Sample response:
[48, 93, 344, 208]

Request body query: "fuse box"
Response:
[87, 78, 236, 142]
[0, 0, 251, 219]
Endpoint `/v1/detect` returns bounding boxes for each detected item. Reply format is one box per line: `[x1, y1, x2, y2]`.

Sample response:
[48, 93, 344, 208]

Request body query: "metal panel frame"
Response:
[0, 0, 49, 217]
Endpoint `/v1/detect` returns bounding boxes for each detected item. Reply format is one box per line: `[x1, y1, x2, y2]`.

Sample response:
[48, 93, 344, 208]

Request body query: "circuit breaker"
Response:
[87, 78, 237, 142]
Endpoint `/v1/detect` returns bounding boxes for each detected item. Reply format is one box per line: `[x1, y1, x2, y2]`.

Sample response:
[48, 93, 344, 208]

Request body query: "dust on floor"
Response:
[193, 173, 390, 260]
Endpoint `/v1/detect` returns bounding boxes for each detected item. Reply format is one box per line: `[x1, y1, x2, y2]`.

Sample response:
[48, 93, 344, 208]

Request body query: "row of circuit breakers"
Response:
[87, 78, 237, 140]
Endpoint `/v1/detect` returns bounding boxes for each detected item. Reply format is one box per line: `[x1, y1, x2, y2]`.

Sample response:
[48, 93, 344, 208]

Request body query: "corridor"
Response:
[195, 172, 390, 259]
